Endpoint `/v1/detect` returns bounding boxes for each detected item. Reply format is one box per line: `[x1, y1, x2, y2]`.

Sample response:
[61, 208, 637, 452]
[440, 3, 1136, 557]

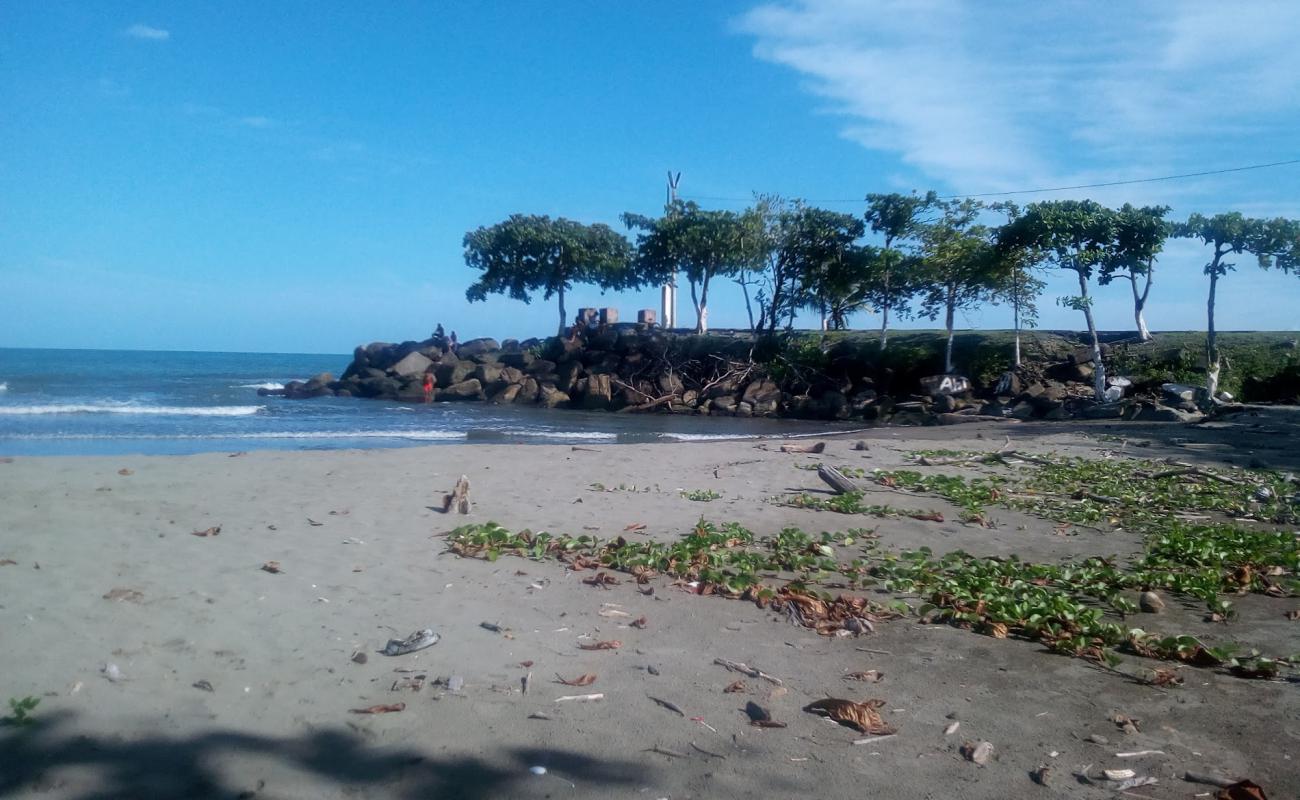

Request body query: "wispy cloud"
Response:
[737, 1, 1300, 203]
[124, 23, 170, 41]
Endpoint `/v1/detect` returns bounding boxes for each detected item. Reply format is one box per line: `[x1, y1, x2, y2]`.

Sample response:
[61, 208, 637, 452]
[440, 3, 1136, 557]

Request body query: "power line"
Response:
[680, 157, 1300, 205]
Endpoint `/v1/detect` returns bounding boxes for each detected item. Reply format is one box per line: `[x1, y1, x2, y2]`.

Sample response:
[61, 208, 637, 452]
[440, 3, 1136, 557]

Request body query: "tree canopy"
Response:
[464, 214, 635, 335]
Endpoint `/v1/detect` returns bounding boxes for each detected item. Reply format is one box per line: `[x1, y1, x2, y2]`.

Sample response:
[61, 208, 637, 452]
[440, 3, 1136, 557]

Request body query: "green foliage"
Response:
[622, 201, 759, 333]
[4, 696, 39, 727]
[681, 488, 723, 502]
[464, 214, 635, 334]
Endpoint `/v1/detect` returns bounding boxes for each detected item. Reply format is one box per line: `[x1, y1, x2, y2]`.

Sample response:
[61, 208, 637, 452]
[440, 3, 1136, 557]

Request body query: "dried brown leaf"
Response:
[844, 670, 883, 683]
[630, 616, 649, 629]
[723, 680, 747, 693]
[623, 522, 647, 531]
[1287, 609, 1300, 621]
[0, 559, 17, 567]
[519, 660, 534, 668]
[578, 640, 621, 651]
[556, 673, 597, 686]
[803, 697, 895, 735]
[583, 572, 620, 588]
[1215, 780, 1269, 800]
[260, 561, 282, 574]
[117, 468, 133, 476]
[349, 703, 405, 714]
[191, 526, 221, 537]
[908, 511, 945, 523]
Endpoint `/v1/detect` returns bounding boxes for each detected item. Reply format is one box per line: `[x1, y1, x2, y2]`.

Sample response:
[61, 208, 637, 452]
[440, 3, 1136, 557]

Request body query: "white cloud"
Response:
[124, 23, 170, 41]
[737, 1, 1300, 200]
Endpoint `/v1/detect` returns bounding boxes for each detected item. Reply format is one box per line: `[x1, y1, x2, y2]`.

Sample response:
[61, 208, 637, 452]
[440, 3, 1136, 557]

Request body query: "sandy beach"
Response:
[2, 415, 1298, 799]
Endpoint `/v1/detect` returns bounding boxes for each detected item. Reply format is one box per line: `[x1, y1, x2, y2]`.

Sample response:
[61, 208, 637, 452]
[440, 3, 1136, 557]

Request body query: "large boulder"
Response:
[656, 371, 684, 395]
[514, 377, 540, 404]
[456, 338, 499, 360]
[558, 361, 585, 393]
[538, 384, 570, 409]
[357, 376, 401, 399]
[435, 360, 475, 388]
[742, 379, 781, 406]
[499, 351, 534, 370]
[439, 378, 483, 401]
[473, 363, 505, 389]
[490, 383, 521, 404]
[581, 373, 613, 409]
[525, 358, 557, 376]
[390, 351, 434, 378]
[920, 374, 971, 397]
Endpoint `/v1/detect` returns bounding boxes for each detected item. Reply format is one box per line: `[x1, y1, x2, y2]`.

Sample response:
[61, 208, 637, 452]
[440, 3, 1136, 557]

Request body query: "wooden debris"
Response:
[647, 695, 685, 716]
[713, 657, 783, 685]
[555, 693, 604, 703]
[350, 703, 405, 714]
[443, 475, 472, 514]
[780, 441, 826, 454]
[818, 464, 859, 495]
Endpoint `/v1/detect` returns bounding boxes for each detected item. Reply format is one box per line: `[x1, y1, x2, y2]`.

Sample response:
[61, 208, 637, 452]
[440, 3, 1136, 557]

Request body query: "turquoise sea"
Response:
[0, 349, 840, 456]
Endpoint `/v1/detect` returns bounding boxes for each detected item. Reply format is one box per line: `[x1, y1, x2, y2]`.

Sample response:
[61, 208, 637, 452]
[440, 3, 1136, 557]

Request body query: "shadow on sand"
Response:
[1, 710, 651, 799]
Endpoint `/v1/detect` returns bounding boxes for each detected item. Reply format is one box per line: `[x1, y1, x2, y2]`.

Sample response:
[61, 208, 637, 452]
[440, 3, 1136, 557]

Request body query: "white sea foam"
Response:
[0, 382, 8, 393]
[0, 403, 265, 417]
[0, 429, 467, 440]
[657, 432, 763, 442]
[235, 382, 285, 390]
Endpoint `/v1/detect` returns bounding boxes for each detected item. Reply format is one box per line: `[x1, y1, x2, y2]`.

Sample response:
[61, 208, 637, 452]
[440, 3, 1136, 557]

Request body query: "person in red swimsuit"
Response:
[422, 370, 435, 403]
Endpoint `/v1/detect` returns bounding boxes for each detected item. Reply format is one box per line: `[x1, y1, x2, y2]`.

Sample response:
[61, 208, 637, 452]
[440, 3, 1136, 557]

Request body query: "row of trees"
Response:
[464, 196, 1299, 399]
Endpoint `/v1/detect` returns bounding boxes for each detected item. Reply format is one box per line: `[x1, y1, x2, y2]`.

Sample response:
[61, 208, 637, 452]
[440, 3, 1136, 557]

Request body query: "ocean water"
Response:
[0, 348, 847, 456]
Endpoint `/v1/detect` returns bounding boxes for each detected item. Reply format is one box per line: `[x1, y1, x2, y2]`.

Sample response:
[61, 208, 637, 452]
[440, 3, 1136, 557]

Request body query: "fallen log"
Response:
[818, 464, 859, 495]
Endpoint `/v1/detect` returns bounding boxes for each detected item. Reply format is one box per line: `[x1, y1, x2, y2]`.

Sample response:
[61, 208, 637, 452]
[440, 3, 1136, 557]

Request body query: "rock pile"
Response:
[266, 327, 1219, 424]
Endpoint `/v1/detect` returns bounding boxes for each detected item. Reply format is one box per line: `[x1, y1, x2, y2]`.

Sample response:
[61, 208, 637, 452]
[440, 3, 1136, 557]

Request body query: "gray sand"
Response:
[1, 416, 1297, 798]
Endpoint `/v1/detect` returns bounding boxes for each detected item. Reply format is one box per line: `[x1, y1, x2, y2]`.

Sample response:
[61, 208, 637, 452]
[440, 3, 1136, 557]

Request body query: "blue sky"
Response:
[2, 1, 1298, 354]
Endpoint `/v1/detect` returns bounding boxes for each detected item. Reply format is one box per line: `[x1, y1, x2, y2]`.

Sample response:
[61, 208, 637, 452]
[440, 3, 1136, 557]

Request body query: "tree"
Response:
[914, 198, 1002, 374]
[747, 196, 804, 335]
[863, 191, 937, 350]
[789, 208, 868, 331]
[622, 201, 754, 333]
[464, 215, 634, 336]
[1101, 204, 1170, 342]
[998, 200, 1116, 399]
[988, 202, 1046, 369]
[1175, 213, 1300, 398]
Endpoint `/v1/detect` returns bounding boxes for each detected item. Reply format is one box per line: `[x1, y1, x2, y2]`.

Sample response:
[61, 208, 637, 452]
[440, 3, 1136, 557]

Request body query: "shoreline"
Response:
[2, 418, 1297, 798]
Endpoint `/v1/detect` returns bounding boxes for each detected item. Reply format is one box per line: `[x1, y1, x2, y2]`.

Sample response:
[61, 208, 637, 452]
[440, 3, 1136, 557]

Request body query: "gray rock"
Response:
[489, 384, 521, 404]
[440, 378, 483, 401]
[920, 374, 970, 396]
[538, 384, 570, 408]
[390, 351, 434, 378]
[456, 338, 499, 359]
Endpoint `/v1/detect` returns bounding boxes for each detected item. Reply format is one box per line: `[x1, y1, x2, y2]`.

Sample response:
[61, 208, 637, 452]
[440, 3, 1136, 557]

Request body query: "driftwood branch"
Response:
[1145, 461, 1243, 486]
[442, 475, 471, 514]
[818, 464, 859, 495]
[713, 657, 783, 685]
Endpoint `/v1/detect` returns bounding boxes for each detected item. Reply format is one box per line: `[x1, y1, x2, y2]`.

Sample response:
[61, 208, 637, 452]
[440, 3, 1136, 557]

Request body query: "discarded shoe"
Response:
[383, 628, 441, 656]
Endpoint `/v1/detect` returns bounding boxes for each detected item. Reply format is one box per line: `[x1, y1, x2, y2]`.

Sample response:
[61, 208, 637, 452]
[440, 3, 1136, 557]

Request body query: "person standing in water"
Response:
[422, 369, 436, 403]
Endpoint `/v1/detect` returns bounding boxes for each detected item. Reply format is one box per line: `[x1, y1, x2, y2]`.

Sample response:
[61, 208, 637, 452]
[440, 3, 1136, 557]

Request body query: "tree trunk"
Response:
[1012, 269, 1022, 369]
[1206, 266, 1220, 399]
[1130, 273, 1151, 342]
[1075, 269, 1106, 399]
[699, 275, 710, 334]
[1012, 295, 1022, 369]
[557, 285, 567, 337]
[944, 291, 956, 374]
[879, 239, 893, 352]
[690, 279, 704, 334]
[738, 273, 756, 331]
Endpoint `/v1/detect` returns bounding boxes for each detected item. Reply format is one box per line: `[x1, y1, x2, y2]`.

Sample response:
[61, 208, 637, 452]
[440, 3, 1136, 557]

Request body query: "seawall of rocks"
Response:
[267, 326, 1222, 425]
